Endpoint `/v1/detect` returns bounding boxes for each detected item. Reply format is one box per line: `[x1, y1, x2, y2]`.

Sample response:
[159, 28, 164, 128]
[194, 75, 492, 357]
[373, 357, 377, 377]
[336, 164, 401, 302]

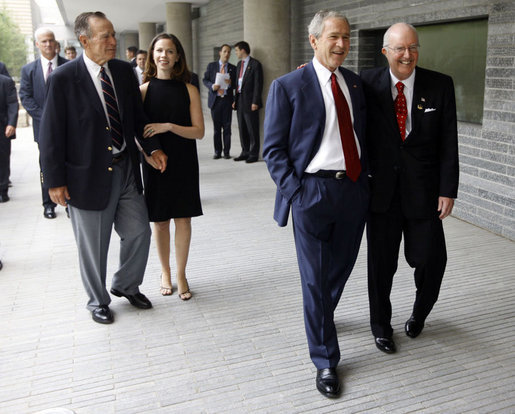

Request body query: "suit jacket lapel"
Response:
[410, 67, 425, 139]
[301, 62, 325, 156]
[377, 68, 402, 142]
[75, 57, 106, 119]
[34, 59, 45, 90]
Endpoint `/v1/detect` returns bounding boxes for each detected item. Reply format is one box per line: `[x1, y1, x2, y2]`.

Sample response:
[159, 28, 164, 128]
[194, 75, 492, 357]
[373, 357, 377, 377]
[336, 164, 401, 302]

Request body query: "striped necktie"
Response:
[100, 67, 124, 150]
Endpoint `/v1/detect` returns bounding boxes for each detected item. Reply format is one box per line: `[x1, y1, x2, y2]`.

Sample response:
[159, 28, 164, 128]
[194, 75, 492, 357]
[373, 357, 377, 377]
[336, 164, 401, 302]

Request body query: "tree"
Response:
[0, 9, 27, 79]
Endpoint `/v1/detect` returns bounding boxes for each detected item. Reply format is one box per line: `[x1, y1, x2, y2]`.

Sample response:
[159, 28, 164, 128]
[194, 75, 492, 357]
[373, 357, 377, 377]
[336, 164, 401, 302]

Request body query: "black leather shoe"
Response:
[0, 193, 9, 203]
[405, 316, 424, 338]
[110, 288, 152, 309]
[223, 154, 231, 159]
[316, 368, 341, 398]
[245, 157, 258, 163]
[44, 206, 56, 219]
[213, 153, 221, 159]
[92, 305, 114, 324]
[375, 337, 396, 354]
[234, 154, 248, 161]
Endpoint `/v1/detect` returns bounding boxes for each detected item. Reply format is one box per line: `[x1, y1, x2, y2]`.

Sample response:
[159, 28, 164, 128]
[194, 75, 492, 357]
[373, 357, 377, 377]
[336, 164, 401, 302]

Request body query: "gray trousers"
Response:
[69, 156, 151, 311]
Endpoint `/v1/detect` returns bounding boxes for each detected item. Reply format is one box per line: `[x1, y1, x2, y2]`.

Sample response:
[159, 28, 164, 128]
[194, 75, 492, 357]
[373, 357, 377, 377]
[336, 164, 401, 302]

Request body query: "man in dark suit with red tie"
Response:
[19, 28, 68, 219]
[203, 44, 236, 159]
[264, 11, 369, 398]
[233, 41, 263, 163]
[360, 23, 459, 354]
[39, 12, 167, 325]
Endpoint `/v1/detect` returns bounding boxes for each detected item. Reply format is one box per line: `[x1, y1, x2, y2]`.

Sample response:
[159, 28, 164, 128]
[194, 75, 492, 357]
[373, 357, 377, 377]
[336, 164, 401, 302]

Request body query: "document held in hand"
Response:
[215, 72, 230, 90]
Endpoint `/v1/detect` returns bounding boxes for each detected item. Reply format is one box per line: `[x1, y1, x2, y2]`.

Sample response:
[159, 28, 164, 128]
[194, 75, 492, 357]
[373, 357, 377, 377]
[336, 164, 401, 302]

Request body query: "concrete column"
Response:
[166, 2, 193, 70]
[119, 32, 139, 60]
[138, 22, 156, 51]
[243, 0, 290, 153]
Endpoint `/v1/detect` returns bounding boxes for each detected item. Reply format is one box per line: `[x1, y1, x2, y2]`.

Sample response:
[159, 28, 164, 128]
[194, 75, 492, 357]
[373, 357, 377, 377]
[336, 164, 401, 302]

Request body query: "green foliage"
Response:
[0, 9, 27, 79]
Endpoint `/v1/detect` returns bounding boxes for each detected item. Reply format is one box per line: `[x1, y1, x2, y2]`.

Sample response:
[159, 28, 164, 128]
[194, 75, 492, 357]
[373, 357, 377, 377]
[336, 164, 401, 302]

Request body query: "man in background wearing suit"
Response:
[126, 46, 138, 67]
[233, 41, 263, 163]
[0, 62, 10, 77]
[0, 73, 18, 203]
[133, 49, 147, 85]
[361, 23, 459, 354]
[39, 11, 167, 325]
[264, 11, 369, 398]
[19, 27, 68, 219]
[203, 44, 236, 159]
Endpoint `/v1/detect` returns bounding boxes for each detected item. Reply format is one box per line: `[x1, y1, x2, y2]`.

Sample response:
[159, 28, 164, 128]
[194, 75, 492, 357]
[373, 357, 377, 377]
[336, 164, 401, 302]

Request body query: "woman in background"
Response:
[141, 33, 204, 300]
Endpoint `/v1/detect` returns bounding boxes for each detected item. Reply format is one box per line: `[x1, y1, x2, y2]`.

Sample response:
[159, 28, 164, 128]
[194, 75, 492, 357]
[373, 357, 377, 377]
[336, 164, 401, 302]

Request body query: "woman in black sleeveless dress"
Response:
[140, 33, 204, 300]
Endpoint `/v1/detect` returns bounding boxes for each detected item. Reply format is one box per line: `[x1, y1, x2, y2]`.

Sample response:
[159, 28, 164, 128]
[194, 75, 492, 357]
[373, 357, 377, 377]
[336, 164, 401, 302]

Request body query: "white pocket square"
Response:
[424, 108, 436, 113]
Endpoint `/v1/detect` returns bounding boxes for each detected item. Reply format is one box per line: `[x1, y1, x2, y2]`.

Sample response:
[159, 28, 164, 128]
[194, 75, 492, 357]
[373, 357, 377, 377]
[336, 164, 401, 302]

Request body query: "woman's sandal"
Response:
[177, 278, 192, 301]
[160, 285, 173, 296]
[160, 275, 173, 296]
[178, 289, 192, 301]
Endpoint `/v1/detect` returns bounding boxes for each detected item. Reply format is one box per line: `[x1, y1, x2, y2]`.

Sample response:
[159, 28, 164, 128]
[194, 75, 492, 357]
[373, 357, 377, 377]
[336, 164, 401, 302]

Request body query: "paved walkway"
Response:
[1, 126, 514, 414]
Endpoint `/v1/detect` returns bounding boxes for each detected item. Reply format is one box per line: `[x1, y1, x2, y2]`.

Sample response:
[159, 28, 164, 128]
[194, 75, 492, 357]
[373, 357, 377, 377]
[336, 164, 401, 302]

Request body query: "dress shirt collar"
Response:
[312, 56, 343, 86]
[41, 54, 59, 80]
[83, 52, 113, 79]
[389, 68, 416, 93]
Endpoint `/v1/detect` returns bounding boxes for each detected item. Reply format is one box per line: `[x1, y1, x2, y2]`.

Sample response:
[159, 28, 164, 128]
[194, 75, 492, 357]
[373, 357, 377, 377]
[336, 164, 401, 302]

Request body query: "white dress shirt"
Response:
[41, 55, 59, 83]
[389, 68, 416, 137]
[83, 53, 126, 153]
[305, 57, 361, 173]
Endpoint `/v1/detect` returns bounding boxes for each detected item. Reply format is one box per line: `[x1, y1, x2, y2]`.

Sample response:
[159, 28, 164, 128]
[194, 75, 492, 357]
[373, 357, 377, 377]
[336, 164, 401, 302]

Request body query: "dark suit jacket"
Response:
[39, 56, 161, 211]
[19, 56, 68, 142]
[0, 62, 10, 78]
[235, 57, 263, 112]
[0, 74, 18, 136]
[360, 66, 459, 219]
[202, 61, 236, 109]
[263, 62, 368, 227]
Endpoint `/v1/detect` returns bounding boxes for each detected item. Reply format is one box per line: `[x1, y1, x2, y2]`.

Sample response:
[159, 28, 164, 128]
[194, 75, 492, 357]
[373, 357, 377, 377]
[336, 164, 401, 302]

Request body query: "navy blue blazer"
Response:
[19, 56, 68, 142]
[202, 61, 236, 109]
[39, 55, 161, 211]
[0, 74, 18, 137]
[360, 66, 459, 219]
[263, 62, 368, 227]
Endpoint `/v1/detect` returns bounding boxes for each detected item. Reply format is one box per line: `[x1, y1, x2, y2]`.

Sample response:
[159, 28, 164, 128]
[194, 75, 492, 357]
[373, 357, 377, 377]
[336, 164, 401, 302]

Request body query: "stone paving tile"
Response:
[1, 126, 514, 413]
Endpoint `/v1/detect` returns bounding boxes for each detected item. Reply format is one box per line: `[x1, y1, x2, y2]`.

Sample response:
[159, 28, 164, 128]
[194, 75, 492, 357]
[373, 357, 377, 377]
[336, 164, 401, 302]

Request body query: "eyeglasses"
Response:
[385, 45, 419, 54]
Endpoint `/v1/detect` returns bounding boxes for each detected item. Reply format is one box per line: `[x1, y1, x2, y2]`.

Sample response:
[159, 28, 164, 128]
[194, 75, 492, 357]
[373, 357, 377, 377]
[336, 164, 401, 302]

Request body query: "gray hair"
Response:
[74, 11, 106, 40]
[308, 10, 349, 39]
[383, 22, 418, 47]
[34, 27, 55, 41]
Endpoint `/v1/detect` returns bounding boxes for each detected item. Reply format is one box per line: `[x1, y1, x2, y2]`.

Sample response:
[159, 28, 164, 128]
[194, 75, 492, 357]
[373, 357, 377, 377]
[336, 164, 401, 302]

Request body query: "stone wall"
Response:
[196, 0, 515, 240]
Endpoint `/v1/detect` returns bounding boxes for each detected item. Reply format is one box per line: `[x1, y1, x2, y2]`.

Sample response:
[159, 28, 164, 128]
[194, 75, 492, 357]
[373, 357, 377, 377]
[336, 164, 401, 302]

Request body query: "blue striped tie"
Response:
[100, 67, 124, 150]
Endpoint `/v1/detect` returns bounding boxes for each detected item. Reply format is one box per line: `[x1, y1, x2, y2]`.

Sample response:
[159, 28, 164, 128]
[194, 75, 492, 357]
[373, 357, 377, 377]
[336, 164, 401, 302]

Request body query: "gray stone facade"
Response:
[196, 0, 514, 240]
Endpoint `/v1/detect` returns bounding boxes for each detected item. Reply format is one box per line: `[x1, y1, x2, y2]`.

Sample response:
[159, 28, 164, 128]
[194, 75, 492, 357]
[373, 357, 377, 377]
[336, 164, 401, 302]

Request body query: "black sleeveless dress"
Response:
[143, 78, 203, 222]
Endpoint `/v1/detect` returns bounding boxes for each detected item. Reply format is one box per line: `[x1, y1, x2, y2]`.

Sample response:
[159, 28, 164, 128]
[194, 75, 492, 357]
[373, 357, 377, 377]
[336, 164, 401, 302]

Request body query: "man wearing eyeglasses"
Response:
[360, 23, 459, 354]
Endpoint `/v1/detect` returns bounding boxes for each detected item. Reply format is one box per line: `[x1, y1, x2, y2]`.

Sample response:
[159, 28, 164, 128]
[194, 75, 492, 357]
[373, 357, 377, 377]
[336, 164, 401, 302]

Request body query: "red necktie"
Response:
[330, 73, 361, 182]
[395, 81, 407, 140]
[237, 61, 244, 93]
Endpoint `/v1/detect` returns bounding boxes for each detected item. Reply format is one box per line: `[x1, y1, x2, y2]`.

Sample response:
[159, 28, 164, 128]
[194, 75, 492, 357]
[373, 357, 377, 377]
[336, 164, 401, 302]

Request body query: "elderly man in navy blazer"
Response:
[39, 11, 167, 325]
[264, 10, 369, 398]
[203, 44, 236, 159]
[19, 27, 68, 219]
[361, 23, 459, 355]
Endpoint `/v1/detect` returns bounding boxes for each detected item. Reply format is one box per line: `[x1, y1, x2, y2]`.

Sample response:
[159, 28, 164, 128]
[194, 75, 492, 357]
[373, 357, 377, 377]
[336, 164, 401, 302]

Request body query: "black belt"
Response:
[309, 170, 347, 179]
[112, 151, 126, 165]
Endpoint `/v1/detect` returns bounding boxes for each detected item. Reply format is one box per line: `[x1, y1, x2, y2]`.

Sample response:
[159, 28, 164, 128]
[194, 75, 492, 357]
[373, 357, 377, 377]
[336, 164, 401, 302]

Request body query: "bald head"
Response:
[382, 22, 420, 80]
